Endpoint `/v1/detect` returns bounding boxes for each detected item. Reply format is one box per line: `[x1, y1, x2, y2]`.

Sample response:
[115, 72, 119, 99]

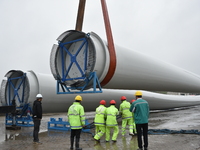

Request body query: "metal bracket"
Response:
[59, 37, 89, 83]
[7, 73, 26, 106]
[57, 72, 102, 94]
[57, 33, 102, 94]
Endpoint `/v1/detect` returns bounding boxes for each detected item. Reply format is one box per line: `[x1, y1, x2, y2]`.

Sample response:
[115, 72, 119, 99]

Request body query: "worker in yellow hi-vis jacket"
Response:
[93, 100, 107, 142]
[105, 100, 119, 142]
[68, 95, 85, 150]
[119, 96, 134, 136]
[130, 99, 137, 134]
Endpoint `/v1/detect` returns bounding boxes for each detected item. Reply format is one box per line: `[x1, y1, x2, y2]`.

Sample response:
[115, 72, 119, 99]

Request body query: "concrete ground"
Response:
[0, 106, 200, 150]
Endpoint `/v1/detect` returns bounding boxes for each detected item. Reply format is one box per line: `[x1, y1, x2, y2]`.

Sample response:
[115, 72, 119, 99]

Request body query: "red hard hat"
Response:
[130, 99, 136, 104]
[110, 100, 116, 104]
[100, 100, 106, 105]
[121, 96, 126, 101]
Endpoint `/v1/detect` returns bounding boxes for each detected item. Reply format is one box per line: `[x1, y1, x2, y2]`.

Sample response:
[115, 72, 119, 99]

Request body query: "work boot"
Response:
[94, 138, 100, 143]
[129, 132, 134, 136]
[33, 141, 42, 144]
[75, 138, 82, 150]
[70, 137, 74, 150]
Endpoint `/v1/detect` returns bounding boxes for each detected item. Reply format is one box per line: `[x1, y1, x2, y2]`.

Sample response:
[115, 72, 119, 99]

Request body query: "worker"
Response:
[32, 94, 43, 144]
[119, 96, 134, 136]
[130, 99, 137, 134]
[130, 99, 136, 104]
[93, 100, 107, 142]
[130, 91, 149, 150]
[68, 95, 86, 150]
[105, 100, 119, 142]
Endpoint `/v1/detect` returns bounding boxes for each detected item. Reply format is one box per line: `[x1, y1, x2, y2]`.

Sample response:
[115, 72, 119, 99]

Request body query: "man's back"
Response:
[68, 102, 85, 129]
[130, 98, 149, 124]
[120, 100, 132, 119]
[94, 105, 107, 126]
[106, 105, 119, 126]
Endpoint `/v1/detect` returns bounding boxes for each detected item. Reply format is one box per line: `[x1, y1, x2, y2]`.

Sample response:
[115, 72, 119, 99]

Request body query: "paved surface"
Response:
[0, 106, 200, 150]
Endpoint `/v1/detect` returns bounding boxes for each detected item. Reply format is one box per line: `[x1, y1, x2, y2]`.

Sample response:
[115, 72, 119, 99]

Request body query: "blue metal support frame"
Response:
[7, 73, 26, 106]
[57, 72, 102, 94]
[6, 113, 33, 127]
[47, 118, 93, 135]
[5, 73, 33, 127]
[57, 34, 102, 94]
[59, 38, 88, 82]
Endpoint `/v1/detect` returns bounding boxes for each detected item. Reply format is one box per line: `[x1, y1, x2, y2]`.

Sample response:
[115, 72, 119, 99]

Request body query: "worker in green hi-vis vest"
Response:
[119, 96, 134, 136]
[93, 100, 107, 142]
[68, 95, 86, 150]
[105, 100, 119, 142]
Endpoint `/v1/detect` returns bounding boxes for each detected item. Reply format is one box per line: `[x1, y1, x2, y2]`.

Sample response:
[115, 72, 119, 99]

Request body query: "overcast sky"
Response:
[0, 0, 200, 81]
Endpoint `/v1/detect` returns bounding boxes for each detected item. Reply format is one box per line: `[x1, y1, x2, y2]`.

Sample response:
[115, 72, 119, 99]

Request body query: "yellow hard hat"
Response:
[134, 91, 142, 96]
[75, 95, 82, 101]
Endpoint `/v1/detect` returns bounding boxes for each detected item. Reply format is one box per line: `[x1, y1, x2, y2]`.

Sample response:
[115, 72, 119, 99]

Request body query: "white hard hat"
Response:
[36, 94, 43, 98]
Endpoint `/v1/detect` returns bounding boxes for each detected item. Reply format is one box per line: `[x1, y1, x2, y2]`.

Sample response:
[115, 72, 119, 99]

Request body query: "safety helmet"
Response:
[121, 96, 126, 101]
[134, 91, 142, 96]
[36, 94, 43, 98]
[130, 99, 136, 104]
[100, 100, 106, 105]
[110, 100, 116, 104]
[75, 95, 82, 101]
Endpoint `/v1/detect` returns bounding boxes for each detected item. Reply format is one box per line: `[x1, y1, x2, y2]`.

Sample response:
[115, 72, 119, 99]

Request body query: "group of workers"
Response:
[67, 90, 149, 150]
[93, 96, 136, 143]
[32, 90, 149, 150]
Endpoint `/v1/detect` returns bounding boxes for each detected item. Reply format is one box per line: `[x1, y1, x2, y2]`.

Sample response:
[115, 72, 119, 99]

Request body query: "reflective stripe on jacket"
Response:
[106, 105, 119, 126]
[94, 105, 107, 126]
[119, 100, 133, 120]
[67, 102, 85, 129]
[129, 98, 149, 124]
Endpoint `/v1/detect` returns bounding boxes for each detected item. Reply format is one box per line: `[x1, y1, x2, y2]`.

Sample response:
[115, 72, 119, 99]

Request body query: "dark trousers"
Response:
[136, 123, 148, 149]
[33, 119, 41, 142]
[70, 129, 82, 148]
